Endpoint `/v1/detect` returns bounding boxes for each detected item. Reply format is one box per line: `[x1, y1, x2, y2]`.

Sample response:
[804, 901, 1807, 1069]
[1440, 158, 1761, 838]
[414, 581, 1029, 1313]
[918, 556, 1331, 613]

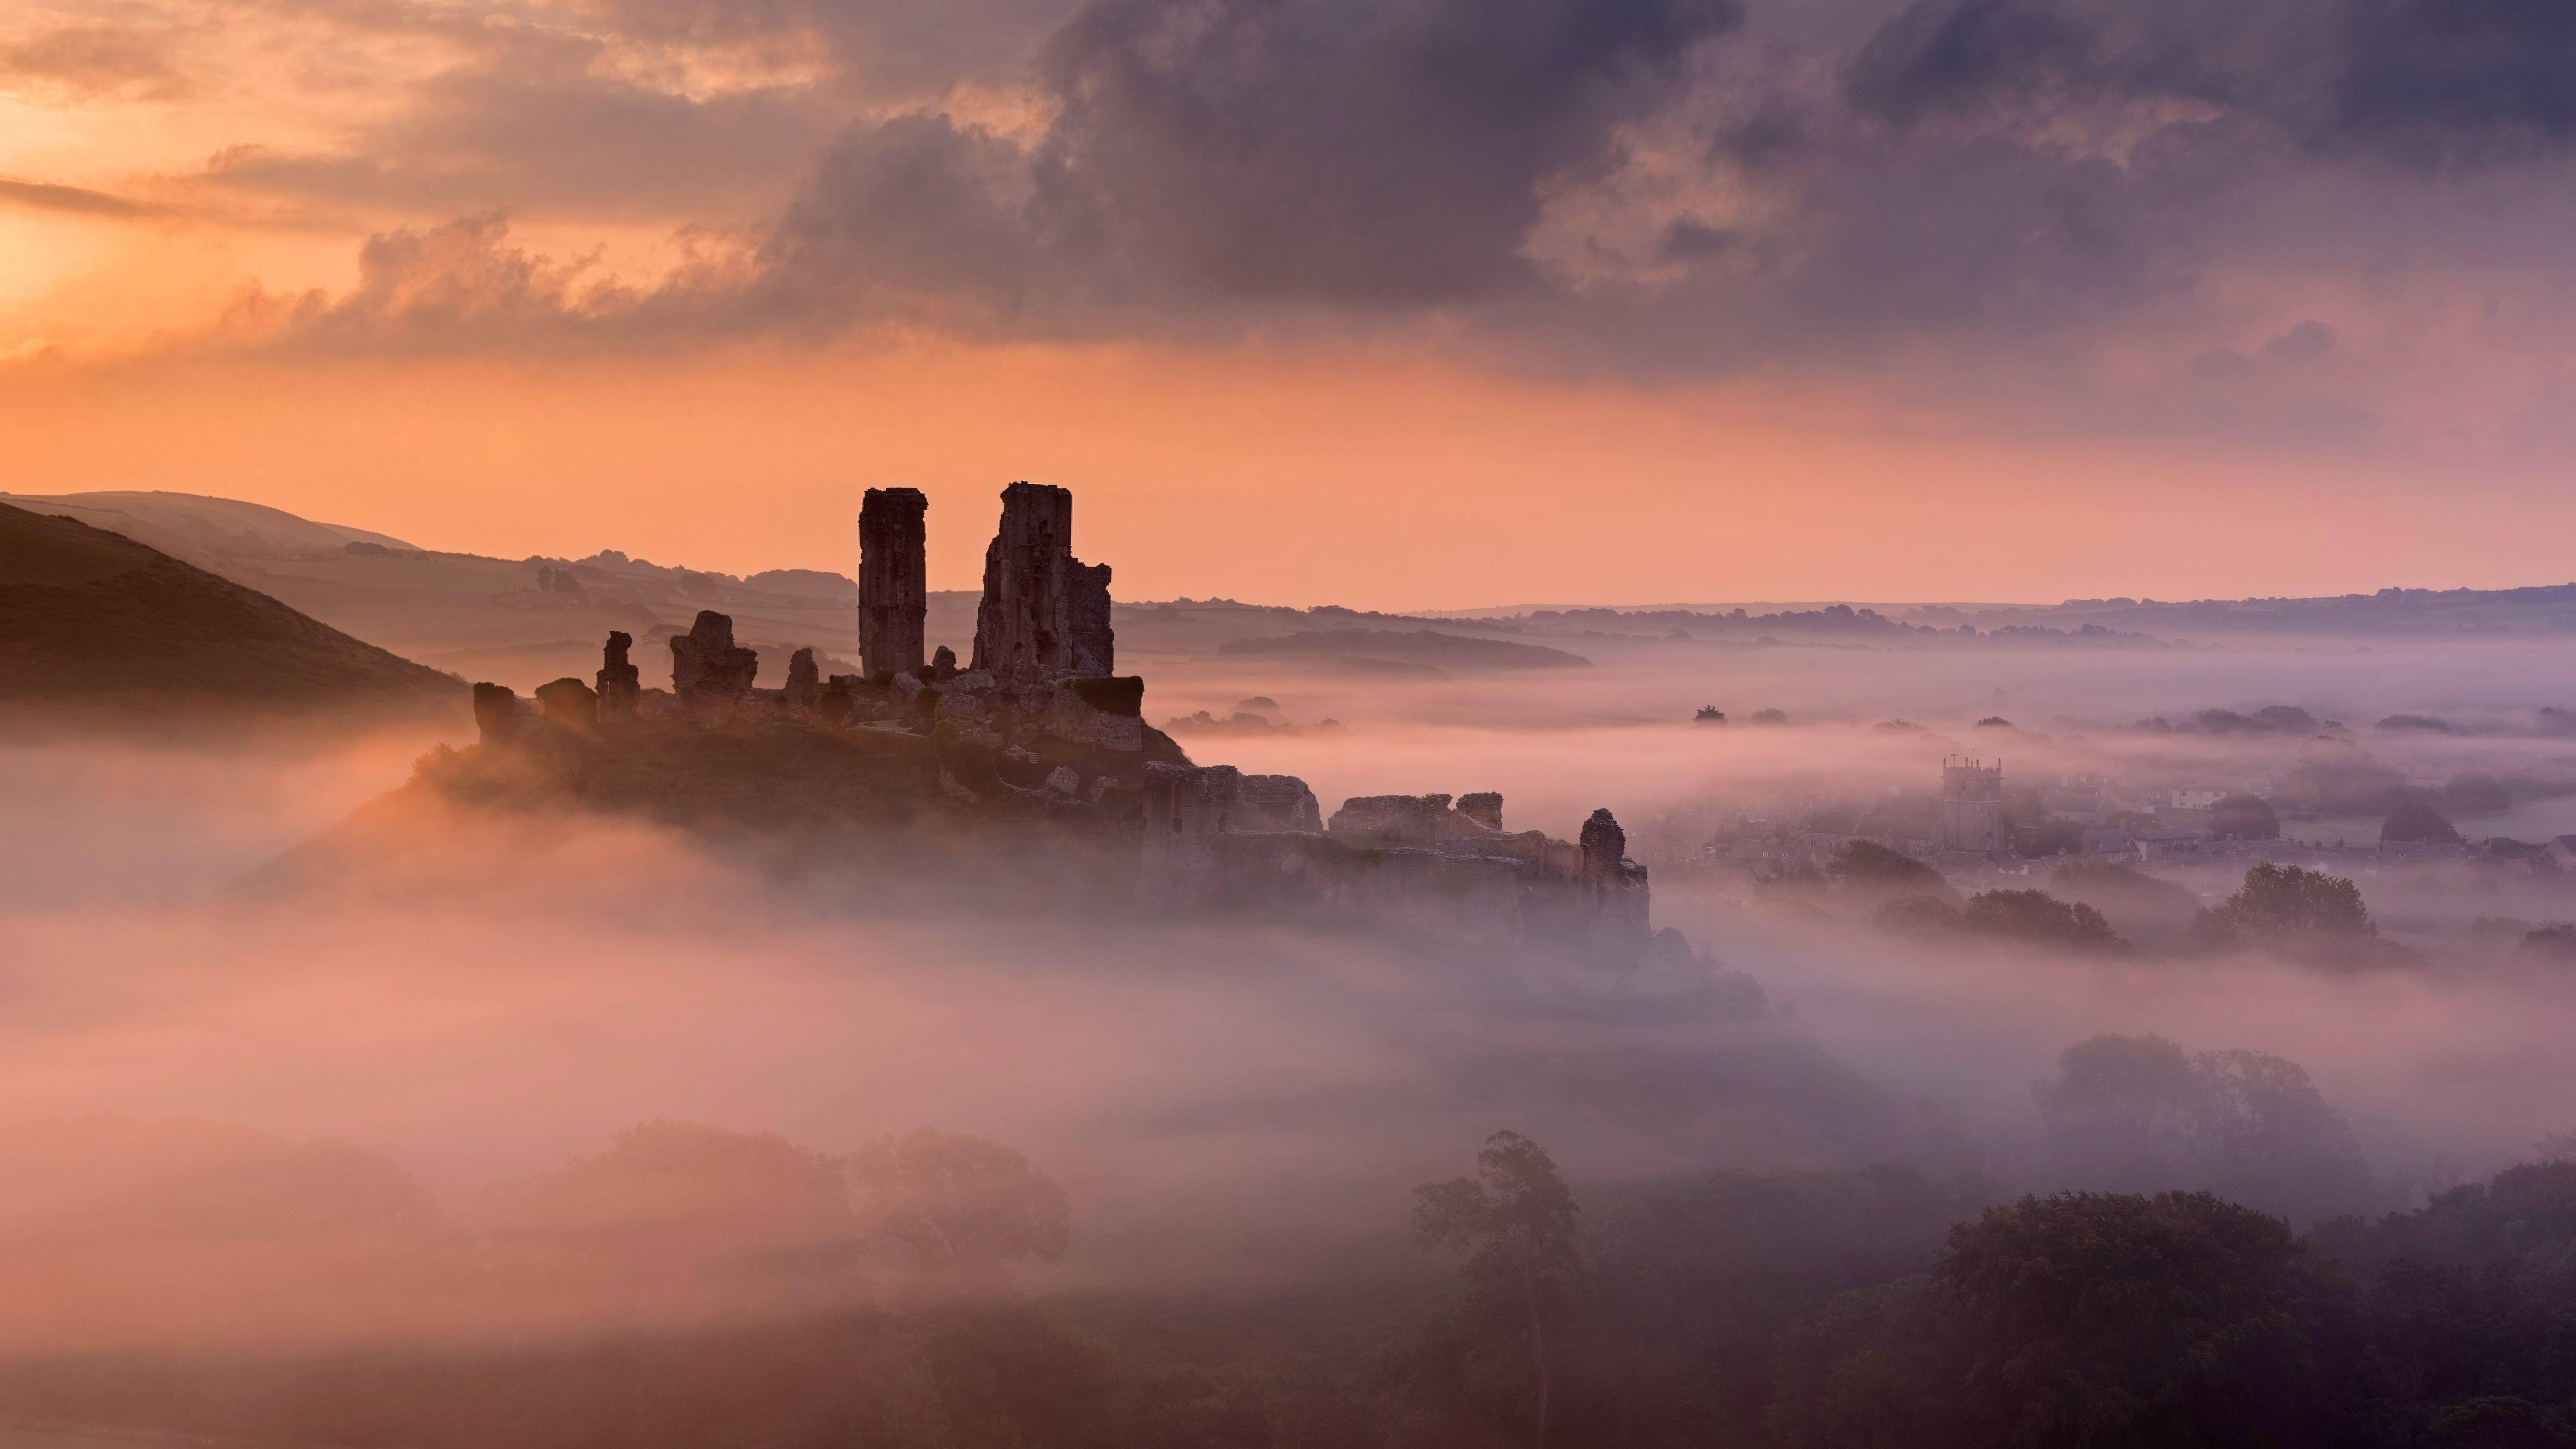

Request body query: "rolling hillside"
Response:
[0, 501, 467, 731]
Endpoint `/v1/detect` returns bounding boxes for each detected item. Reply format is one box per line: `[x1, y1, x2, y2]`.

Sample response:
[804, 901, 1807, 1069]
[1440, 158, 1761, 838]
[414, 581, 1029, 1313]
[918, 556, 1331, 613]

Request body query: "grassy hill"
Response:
[0, 501, 467, 733]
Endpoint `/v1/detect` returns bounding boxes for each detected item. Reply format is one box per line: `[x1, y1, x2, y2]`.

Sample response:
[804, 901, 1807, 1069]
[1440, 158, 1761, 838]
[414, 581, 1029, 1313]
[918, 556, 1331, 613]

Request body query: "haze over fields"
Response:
[11, 0, 2576, 1439]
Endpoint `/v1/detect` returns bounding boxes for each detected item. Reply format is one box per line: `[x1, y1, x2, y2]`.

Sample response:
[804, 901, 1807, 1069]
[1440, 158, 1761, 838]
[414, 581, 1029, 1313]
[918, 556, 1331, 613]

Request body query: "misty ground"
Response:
[7, 634, 2576, 1445]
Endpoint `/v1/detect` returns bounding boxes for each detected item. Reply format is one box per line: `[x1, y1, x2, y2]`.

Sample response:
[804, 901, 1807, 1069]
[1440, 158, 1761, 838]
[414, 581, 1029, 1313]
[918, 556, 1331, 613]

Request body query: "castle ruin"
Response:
[972, 482, 1113, 683]
[473, 483, 1656, 967]
[856, 487, 927, 677]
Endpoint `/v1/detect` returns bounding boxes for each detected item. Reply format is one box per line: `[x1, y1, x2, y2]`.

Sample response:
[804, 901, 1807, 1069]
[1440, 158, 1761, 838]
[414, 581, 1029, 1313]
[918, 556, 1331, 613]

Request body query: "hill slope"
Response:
[0, 501, 467, 730]
[0, 489, 417, 566]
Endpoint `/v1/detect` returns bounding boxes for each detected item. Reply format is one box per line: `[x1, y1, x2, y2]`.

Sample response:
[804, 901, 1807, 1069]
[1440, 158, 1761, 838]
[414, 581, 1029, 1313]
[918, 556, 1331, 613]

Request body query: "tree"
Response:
[2036, 1034, 2208, 1191]
[1873, 892, 1961, 933]
[1415, 1130, 1580, 1449]
[2514, 924, 2576, 964]
[1959, 889, 2128, 953]
[2383, 798, 2463, 844]
[2050, 861, 2204, 951]
[1930, 1191, 2317, 1446]
[2034, 1035, 2380, 1223]
[848, 1130, 1068, 1290]
[2426, 1396, 2571, 1448]
[2208, 864, 2374, 942]
[483, 1120, 852, 1256]
[2191, 1048, 2381, 1222]
[1827, 840, 1951, 896]
[2206, 794, 2280, 840]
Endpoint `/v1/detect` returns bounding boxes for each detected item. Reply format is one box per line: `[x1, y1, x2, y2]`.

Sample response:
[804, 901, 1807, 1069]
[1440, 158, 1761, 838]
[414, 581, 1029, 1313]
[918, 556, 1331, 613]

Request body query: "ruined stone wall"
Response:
[1328, 793, 1455, 844]
[1328, 792, 1529, 849]
[785, 648, 822, 711]
[971, 483, 1115, 683]
[1139, 769, 1653, 964]
[535, 677, 597, 730]
[857, 488, 927, 677]
[1235, 775, 1322, 833]
[473, 682, 523, 745]
[670, 611, 758, 705]
[1139, 762, 1244, 908]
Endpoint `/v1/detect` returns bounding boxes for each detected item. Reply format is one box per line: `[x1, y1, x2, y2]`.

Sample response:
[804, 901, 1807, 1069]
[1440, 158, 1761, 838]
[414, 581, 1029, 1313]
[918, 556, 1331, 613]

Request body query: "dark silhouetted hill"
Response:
[0, 501, 467, 734]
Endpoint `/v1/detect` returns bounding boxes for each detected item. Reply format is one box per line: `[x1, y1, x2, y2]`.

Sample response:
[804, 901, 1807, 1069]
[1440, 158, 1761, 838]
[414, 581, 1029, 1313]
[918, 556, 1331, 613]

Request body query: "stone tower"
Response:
[1937, 756, 2007, 851]
[857, 487, 927, 677]
[970, 482, 1114, 683]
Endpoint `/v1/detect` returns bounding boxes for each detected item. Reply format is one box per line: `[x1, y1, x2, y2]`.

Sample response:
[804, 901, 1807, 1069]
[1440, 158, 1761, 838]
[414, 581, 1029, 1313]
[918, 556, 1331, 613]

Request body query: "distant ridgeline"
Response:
[428, 483, 1660, 969]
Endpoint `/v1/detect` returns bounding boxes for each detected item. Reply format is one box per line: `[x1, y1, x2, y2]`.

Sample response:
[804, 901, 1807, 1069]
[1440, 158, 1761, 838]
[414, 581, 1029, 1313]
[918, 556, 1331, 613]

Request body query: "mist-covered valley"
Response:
[7, 547, 2576, 1445]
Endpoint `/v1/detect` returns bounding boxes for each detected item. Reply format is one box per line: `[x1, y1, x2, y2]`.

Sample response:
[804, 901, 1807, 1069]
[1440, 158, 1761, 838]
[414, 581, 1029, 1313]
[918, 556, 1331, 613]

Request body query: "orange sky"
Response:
[4, 340, 2563, 609]
[7, 0, 2576, 608]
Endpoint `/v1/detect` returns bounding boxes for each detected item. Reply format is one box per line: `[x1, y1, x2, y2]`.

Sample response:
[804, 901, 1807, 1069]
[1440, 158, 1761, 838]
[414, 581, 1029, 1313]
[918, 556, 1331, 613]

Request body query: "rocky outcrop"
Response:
[536, 677, 598, 730]
[971, 483, 1114, 683]
[857, 488, 927, 678]
[596, 631, 640, 717]
[1456, 792, 1504, 831]
[670, 611, 757, 704]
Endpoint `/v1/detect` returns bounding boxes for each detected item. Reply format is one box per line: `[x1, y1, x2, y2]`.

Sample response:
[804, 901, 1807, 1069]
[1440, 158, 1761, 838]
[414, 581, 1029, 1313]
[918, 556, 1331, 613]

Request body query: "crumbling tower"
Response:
[971, 482, 1114, 683]
[857, 487, 927, 677]
[1937, 756, 2007, 851]
[1579, 808, 1652, 967]
[596, 630, 640, 717]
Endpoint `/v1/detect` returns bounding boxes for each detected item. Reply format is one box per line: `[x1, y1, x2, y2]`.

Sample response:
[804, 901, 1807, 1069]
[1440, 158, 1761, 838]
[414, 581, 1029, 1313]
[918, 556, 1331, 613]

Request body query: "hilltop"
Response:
[0, 501, 468, 735]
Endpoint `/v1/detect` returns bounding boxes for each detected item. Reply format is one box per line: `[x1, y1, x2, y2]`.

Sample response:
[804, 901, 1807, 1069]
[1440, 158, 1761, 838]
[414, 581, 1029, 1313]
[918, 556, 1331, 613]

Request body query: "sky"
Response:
[5, 0, 2576, 608]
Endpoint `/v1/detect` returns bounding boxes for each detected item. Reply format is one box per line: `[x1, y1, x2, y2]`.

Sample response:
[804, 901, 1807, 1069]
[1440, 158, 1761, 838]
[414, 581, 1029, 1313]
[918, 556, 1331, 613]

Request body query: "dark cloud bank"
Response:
[184, 0, 2576, 420]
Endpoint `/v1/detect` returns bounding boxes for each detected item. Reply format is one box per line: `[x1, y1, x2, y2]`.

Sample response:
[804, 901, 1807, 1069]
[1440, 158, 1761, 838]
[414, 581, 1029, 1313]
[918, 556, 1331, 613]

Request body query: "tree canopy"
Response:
[2208, 864, 2374, 942]
[2382, 798, 2464, 844]
[2206, 793, 2280, 840]
[1827, 840, 1949, 895]
[1960, 889, 2129, 954]
[848, 1129, 1069, 1282]
[1415, 1130, 1581, 1447]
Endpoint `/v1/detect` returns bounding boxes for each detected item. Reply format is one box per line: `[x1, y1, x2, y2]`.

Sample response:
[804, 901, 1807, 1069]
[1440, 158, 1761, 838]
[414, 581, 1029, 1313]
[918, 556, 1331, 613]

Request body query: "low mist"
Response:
[5, 632, 2574, 1444]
